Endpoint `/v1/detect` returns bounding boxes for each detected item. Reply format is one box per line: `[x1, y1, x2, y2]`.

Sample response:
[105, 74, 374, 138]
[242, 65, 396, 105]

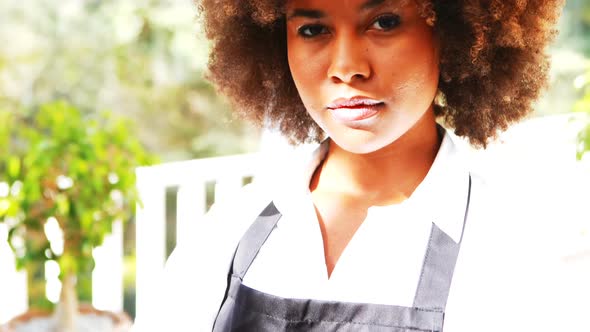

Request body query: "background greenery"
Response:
[0, 0, 588, 321]
[0, 0, 259, 161]
[0, 101, 154, 322]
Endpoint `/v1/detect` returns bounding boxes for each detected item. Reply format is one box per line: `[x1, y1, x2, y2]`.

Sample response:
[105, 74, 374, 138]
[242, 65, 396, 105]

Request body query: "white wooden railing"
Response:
[134, 152, 263, 320]
[0, 152, 265, 325]
[1, 116, 589, 325]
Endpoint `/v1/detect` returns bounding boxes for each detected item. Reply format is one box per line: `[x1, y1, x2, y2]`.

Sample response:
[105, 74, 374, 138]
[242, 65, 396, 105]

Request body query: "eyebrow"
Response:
[360, 0, 387, 11]
[287, 9, 325, 20]
[287, 0, 392, 20]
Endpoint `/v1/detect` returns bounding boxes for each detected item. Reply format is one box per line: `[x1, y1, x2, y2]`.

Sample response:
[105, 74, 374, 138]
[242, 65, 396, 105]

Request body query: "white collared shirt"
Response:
[132, 128, 586, 332]
[242, 132, 470, 307]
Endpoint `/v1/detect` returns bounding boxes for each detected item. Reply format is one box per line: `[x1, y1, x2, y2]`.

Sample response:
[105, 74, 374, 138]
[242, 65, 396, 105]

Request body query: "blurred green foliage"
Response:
[560, 0, 590, 56]
[0, 0, 258, 316]
[536, 0, 590, 117]
[0, 101, 155, 307]
[562, 1, 590, 159]
[0, 0, 258, 161]
[575, 70, 590, 159]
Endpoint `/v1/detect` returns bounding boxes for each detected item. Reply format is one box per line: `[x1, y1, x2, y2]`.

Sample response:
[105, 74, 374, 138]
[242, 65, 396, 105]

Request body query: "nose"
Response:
[327, 32, 371, 84]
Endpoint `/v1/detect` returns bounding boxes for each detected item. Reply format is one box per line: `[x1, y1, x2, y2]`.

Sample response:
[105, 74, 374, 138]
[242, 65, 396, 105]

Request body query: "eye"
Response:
[298, 24, 329, 38]
[370, 14, 401, 31]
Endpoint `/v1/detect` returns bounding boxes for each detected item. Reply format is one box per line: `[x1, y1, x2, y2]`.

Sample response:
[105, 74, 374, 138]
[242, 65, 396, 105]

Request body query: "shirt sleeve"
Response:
[444, 167, 589, 332]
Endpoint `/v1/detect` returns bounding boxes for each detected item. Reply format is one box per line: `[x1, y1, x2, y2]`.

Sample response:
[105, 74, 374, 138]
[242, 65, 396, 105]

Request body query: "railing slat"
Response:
[134, 172, 167, 321]
[92, 219, 124, 312]
[133, 153, 261, 320]
[176, 183, 207, 248]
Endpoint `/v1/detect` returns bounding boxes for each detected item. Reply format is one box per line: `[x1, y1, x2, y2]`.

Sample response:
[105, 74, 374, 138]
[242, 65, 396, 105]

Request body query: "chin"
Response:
[329, 131, 401, 155]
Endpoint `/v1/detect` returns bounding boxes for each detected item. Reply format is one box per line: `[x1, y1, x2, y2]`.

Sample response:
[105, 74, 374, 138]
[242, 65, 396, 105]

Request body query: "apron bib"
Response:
[213, 176, 471, 331]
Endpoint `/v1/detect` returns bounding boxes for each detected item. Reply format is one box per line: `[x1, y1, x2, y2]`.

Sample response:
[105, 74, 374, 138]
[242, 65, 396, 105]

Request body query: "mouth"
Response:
[326, 96, 385, 122]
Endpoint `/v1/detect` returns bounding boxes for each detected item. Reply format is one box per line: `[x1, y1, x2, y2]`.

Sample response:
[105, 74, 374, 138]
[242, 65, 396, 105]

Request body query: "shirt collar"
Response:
[405, 130, 471, 243]
[271, 127, 471, 243]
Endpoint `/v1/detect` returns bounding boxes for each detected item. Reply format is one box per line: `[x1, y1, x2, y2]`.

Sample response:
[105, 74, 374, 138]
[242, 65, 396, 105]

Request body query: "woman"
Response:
[135, 0, 569, 331]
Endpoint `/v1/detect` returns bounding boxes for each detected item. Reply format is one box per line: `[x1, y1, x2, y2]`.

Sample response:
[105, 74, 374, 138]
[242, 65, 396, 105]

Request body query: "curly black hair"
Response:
[198, 0, 564, 147]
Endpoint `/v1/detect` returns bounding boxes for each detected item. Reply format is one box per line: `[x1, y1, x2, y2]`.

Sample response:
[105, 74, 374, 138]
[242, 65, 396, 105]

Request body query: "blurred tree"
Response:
[0, 0, 259, 162]
[0, 1, 260, 321]
[0, 101, 154, 330]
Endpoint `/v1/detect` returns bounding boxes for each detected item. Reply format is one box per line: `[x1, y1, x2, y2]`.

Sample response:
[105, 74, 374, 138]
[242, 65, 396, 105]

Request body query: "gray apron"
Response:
[213, 176, 471, 331]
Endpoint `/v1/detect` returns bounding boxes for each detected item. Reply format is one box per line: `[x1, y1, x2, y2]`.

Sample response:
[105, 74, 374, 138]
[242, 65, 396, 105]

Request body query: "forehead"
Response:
[284, 0, 412, 18]
[285, 0, 416, 24]
[285, 0, 406, 10]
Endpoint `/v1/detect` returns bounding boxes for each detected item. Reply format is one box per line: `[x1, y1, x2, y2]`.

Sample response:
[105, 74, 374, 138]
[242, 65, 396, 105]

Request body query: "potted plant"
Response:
[0, 101, 155, 332]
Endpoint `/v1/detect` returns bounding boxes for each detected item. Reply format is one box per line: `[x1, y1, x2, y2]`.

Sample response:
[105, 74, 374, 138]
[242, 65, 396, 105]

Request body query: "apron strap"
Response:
[232, 201, 282, 279]
[213, 202, 282, 330]
[413, 174, 472, 310]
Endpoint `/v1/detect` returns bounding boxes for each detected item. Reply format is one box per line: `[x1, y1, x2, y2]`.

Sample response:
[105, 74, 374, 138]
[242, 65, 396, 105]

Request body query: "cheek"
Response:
[288, 45, 325, 107]
[380, 34, 439, 102]
[409, 29, 440, 86]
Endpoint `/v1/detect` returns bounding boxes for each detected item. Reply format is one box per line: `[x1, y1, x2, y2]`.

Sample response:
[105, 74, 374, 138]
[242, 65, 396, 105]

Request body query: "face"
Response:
[286, 0, 440, 154]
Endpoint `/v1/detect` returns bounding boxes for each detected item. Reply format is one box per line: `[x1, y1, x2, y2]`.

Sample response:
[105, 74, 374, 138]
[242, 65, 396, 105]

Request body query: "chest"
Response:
[241, 199, 435, 306]
[311, 191, 370, 277]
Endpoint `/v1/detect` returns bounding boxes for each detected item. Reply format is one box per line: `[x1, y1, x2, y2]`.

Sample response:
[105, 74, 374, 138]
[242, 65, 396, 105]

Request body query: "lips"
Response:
[326, 96, 384, 123]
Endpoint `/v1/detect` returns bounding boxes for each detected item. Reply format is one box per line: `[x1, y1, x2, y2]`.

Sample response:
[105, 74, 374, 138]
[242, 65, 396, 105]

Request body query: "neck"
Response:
[310, 111, 441, 206]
